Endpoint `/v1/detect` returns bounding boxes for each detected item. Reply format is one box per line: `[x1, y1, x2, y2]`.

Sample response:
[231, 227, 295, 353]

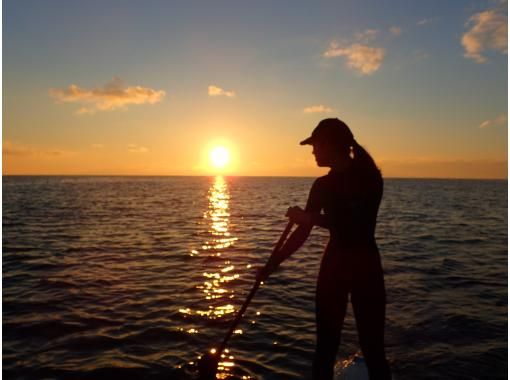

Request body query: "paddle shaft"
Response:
[217, 220, 294, 354]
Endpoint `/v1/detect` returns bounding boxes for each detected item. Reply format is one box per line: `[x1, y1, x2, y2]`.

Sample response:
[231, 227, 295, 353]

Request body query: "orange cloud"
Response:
[324, 29, 385, 75]
[303, 105, 333, 113]
[3, 140, 68, 156]
[49, 77, 165, 114]
[208, 85, 236, 97]
[462, 7, 507, 63]
[127, 144, 148, 153]
[324, 42, 385, 75]
[479, 114, 507, 128]
[389, 26, 402, 36]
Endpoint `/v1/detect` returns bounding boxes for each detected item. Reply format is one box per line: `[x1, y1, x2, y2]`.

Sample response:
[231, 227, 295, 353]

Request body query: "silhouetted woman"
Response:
[258, 118, 391, 380]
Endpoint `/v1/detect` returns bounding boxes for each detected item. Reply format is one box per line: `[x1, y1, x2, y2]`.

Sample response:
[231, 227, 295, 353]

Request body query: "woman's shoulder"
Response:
[313, 174, 331, 187]
[309, 175, 330, 194]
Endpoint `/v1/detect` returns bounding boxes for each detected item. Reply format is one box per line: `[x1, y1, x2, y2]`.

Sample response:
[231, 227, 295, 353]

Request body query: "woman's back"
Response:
[313, 162, 383, 248]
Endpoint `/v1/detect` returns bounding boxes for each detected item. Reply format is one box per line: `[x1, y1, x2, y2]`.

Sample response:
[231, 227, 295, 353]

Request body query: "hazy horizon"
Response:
[2, 173, 507, 180]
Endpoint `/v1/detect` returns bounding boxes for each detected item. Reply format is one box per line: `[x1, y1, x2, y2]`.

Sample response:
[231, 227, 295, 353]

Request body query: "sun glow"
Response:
[210, 146, 230, 169]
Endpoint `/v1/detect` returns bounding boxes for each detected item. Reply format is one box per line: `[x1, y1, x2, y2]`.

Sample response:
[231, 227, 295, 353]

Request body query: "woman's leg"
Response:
[351, 274, 391, 380]
[312, 259, 349, 380]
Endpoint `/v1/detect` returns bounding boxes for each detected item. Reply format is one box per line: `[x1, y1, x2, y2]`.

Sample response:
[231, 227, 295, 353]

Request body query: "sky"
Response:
[3, 0, 508, 178]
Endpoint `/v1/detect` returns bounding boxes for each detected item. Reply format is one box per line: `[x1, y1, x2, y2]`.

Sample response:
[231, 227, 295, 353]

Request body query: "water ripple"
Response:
[3, 176, 507, 379]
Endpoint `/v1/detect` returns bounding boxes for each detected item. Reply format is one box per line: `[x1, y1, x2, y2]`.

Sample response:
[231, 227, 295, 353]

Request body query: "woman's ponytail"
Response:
[351, 139, 381, 177]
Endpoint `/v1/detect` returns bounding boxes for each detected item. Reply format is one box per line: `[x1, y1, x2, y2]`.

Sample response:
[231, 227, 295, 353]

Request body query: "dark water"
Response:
[3, 176, 507, 380]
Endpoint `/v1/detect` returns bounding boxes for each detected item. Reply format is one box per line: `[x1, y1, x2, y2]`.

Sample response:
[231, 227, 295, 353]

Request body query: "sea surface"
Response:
[3, 176, 507, 380]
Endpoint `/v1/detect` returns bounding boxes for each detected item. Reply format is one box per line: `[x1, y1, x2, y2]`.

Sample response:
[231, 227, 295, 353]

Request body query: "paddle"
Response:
[198, 220, 294, 380]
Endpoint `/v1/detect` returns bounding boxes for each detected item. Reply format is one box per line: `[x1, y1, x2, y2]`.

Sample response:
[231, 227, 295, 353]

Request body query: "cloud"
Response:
[417, 18, 432, 26]
[479, 114, 507, 128]
[355, 29, 379, 43]
[324, 42, 385, 75]
[323, 29, 385, 75]
[49, 77, 166, 114]
[77, 107, 96, 115]
[208, 85, 236, 98]
[303, 105, 334, 113]
[127, 144, 148, 153]
[3, 141, 31, 156]
[389, 26, 402, 36]
[462, 7, 507, 63]
[413, 50, 429, 61]
[3, 140, 67, 156]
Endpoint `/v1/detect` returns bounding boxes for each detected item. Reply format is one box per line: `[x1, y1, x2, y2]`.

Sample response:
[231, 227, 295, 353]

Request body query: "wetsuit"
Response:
[305, 162, 391, 380]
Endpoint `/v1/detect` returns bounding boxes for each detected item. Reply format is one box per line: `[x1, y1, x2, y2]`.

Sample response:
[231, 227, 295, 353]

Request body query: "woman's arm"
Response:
[257, 223, 312, 281]
[309, 211, 330, 229]
[267, 223, 312, 268]
[257, 178, 325, 281]
[288, 206, 330, 229]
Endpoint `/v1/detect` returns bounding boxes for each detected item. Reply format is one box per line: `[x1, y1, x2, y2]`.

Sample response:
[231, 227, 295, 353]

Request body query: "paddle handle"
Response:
[271, 220, 295, 258]
[218, 220, 294, 354]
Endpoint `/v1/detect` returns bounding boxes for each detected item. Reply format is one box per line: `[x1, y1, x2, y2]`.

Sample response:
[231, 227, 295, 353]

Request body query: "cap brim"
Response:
[300, 136, 313, 145]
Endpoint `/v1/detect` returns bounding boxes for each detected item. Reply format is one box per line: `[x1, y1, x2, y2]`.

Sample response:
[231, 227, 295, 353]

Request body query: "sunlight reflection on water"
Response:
[197, 176, 239, 318]
[186, 176, 244, 378]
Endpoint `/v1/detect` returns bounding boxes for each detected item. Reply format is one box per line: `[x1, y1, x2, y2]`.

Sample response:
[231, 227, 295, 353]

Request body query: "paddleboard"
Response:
[334, 354, 369, 380]
[334, 354, 394, 380]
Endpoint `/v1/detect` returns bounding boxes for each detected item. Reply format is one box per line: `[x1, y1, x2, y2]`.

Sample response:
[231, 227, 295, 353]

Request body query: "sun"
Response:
[210, 146, 230, 169]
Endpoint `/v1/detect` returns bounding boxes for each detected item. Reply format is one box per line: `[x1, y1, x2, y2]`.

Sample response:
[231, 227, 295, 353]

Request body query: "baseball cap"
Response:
[300, 118, 354, 146]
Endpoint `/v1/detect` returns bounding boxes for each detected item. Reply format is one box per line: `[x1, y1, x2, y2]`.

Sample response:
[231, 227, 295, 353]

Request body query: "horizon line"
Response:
[2, 174, 507, 181]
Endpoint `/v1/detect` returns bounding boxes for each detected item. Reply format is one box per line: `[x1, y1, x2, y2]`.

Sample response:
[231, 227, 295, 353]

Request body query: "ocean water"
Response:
[2, 176, 507, 380]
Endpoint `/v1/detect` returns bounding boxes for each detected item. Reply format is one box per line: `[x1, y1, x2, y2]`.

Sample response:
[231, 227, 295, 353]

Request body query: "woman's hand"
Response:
[286, 206, 313, 225]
